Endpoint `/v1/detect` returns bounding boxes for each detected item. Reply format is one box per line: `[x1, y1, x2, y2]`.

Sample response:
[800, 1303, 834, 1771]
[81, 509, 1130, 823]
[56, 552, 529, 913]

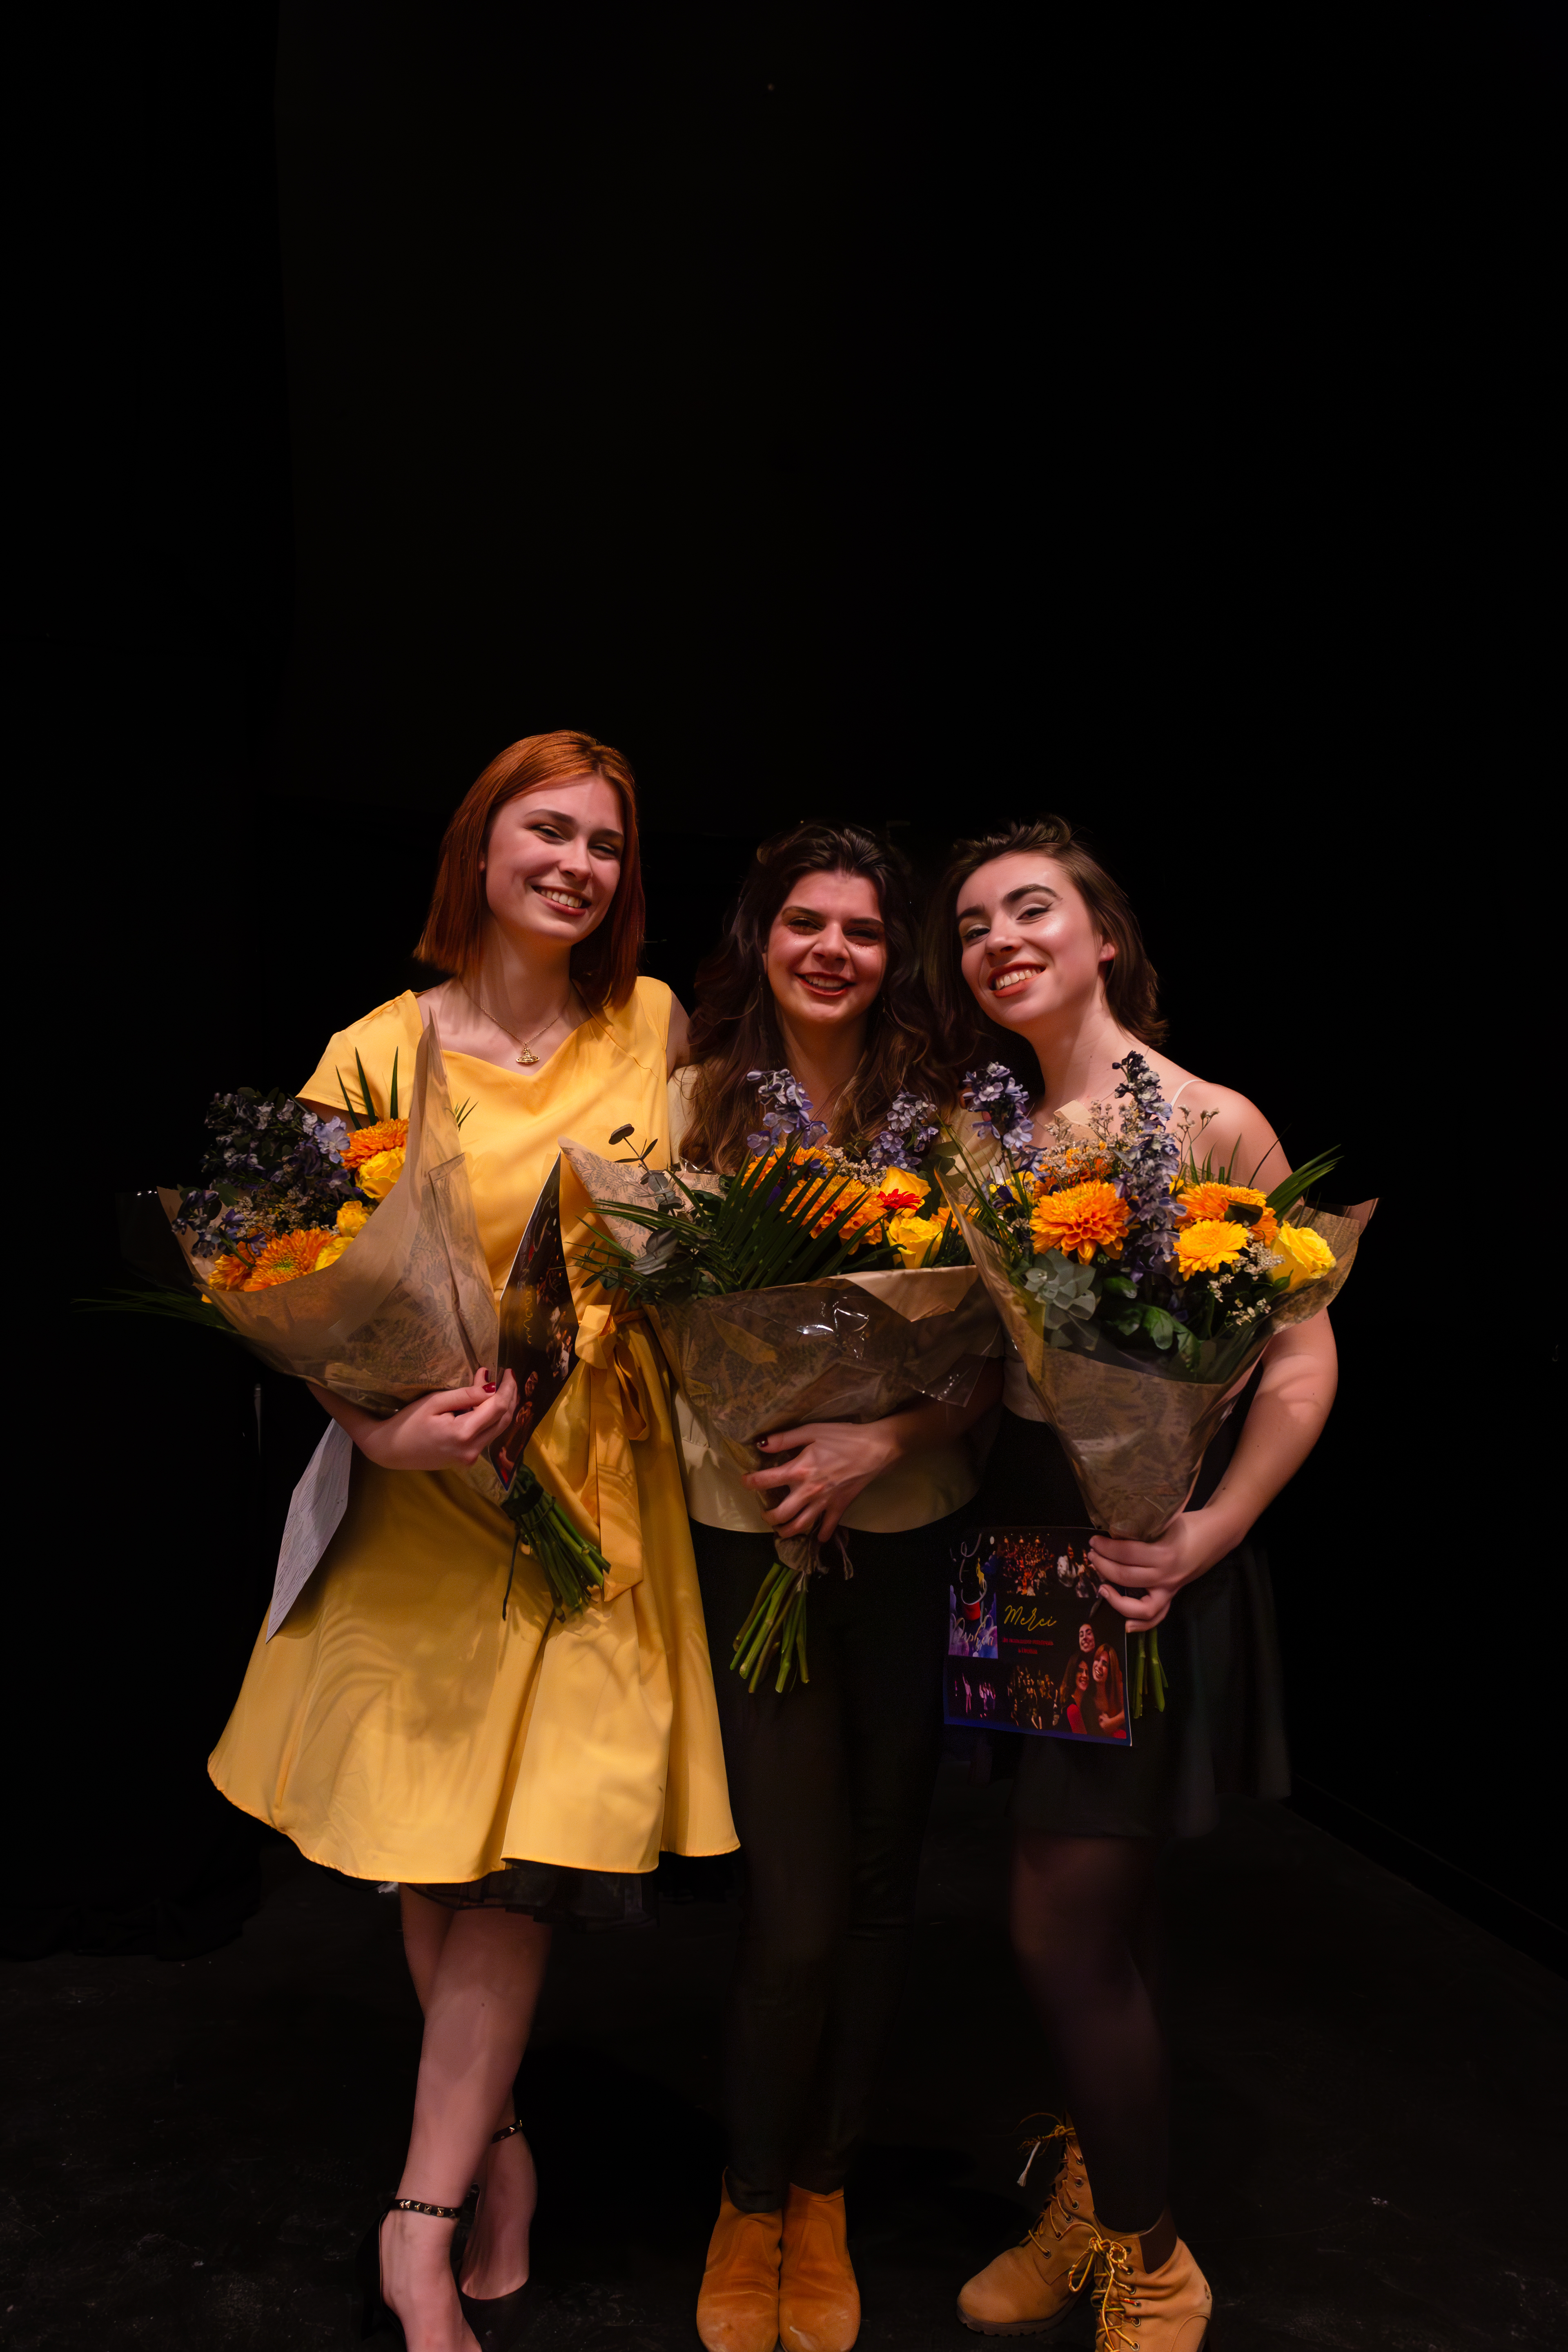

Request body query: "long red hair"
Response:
[414, 730, 644, 1008]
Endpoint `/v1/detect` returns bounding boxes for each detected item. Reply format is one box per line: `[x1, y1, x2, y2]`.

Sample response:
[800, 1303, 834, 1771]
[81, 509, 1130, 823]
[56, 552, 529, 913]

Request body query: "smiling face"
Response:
[765, 867, 888, 1035]
[479, 773, 624, 952]
[956, 852, 1114, 1032]
[1092, 1651, 1108, 1683]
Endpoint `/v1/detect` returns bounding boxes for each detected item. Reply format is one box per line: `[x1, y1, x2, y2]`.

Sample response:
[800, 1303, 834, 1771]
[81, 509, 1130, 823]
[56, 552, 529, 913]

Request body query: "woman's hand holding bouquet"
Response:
[309, 1366, 519, 1473]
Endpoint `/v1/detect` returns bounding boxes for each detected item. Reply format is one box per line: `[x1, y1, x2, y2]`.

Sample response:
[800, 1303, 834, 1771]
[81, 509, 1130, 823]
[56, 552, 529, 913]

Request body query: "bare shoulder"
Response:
[1165, 1067, 1288, 1188]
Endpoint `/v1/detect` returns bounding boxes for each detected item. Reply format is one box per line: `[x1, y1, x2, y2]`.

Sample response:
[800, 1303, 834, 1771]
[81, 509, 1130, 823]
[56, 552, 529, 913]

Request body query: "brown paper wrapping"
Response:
[560, 1140, 1003, 1482]
[165, 1022, 499, 1412]
[939, 1151, 1374, 1539]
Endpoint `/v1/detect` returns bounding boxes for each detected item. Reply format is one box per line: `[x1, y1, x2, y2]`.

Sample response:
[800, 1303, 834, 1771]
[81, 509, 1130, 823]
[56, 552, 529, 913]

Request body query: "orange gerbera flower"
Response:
[341, 1116, 409, 1172]
[1177, 1181, 1277, 1248]
[243, 1227, 335, 1289]
[207, 1250, 257, 1290]
[1031, 1180, 1130, 1263]
[874, 1167, 930, 1216]
[1174, 1218, 1249, 1279]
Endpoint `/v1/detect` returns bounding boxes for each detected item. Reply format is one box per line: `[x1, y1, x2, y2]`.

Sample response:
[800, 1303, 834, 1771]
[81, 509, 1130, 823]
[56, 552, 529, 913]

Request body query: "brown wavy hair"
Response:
[924, 817, 1165, 1099]
[680, 822, 939, 1173]
[414, 729, 644, 1008]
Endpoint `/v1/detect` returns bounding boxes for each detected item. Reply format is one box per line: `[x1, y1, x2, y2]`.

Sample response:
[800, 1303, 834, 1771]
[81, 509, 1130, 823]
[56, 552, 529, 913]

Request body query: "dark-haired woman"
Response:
[209, 733, 735, 2352]
[676, 824, 1002, 2352]
[1060, 1656, 1093, 1737]
[926, 820, 1336, 2350]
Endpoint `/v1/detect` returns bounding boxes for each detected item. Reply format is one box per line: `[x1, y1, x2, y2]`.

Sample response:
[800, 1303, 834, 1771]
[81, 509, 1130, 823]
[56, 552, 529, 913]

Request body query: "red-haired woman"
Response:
[926, 819, 1336, 2350]
[1089, 1644, 1126, 1740]
[210, 732, 735, 2352]
[673, 824, 1002, 2352]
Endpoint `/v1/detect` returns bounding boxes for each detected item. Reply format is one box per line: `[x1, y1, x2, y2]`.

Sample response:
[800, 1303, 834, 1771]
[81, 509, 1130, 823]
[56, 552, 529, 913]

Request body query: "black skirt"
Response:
[973, 1393, 1290, 1840]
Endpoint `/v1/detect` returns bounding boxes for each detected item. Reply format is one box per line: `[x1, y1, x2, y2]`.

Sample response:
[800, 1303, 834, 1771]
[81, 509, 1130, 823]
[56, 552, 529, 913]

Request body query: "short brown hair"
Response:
[414, 730, 644, 1008]
[924, 817, 1166, 1095]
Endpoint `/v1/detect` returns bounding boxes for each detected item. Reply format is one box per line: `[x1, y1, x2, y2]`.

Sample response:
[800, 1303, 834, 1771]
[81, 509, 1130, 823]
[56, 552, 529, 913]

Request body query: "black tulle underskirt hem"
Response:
[407, 1858, 656, 1929]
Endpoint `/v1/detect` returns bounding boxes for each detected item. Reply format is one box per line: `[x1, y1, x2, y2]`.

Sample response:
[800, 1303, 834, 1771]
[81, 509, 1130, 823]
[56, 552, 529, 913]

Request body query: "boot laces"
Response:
[1077, 2232, 1137, 2351]
[1017, 2114, 1089, 2259]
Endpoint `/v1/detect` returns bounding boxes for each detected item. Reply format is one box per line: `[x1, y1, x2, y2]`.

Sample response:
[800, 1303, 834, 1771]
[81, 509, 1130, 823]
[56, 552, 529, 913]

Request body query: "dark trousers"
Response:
[694, 1510, 959, 2210]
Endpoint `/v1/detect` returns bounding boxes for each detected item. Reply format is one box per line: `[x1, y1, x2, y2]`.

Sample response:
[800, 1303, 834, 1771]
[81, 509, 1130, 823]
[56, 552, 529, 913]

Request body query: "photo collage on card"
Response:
[487, 1157, 579, 1491]
[945, 1524, 1131, 1745]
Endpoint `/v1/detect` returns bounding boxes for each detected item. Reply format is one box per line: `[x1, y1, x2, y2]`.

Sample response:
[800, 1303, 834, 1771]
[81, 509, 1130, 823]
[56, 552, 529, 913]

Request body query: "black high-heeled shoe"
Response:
[458, 2119, 538, 2347]
[355, 2194, 466, 2343]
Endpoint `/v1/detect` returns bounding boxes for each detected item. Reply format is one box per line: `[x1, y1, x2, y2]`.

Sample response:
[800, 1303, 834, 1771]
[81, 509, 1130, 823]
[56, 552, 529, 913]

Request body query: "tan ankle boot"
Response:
[957, 2116, 1096, 2335]
[778, 2183, 860, 2352]
[1086, 2215, 1212, 2351]
[696, 2181, 783, 2352]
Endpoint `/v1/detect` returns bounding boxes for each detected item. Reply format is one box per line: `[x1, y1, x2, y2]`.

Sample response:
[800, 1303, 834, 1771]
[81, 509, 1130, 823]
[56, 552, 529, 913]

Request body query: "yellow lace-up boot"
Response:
[957, 2114, 1097, 2336]
[1080, 2215, 1212, 2351]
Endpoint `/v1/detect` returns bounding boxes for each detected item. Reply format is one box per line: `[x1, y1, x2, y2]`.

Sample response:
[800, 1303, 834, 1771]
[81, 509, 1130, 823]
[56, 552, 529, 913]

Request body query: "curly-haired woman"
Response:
[675, 824, 1002, 2352]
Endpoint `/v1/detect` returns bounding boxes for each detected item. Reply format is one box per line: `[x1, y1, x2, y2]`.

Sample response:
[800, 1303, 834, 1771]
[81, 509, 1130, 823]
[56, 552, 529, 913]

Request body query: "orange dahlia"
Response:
[243, 1227, 335, 1289]
[1177, 1181, 1277, 1248]
[1174, 1218, 1248, 1279]
[342, 1116, 409, 1172]
[1031, 1179, 1130, 1263]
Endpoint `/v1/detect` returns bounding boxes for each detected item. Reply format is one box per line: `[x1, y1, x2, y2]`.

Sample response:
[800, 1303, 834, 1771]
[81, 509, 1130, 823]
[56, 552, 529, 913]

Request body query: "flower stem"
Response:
[498, 1468, 611, 1619]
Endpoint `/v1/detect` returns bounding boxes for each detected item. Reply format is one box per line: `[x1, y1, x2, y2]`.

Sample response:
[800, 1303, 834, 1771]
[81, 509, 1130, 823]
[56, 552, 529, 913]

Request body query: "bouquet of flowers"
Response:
[101, 1025, 608, 1621]
[561, 1072, 998, 1695]
[938, 1053, 1373, 1713]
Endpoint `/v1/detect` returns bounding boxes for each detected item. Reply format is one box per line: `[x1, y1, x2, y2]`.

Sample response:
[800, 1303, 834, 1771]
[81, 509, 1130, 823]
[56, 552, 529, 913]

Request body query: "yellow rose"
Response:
[1274, 1220, 1336, 1291]
[887, 1210, 944, 1267]
[356, 1146, 405, 1200]
[336, 1200, 372, 1237]
[1174, 1218, 1249, 1279]
[314, 1234, 353, 1271]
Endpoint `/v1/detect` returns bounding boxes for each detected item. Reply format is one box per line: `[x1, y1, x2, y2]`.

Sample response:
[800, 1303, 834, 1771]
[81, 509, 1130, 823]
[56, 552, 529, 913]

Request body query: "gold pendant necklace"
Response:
[460, 980, 572, 1066]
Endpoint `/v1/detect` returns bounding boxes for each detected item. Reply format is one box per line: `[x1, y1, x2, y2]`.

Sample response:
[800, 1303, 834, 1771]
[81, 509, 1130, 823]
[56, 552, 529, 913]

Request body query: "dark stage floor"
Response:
[2, 1765, 1564, 2350]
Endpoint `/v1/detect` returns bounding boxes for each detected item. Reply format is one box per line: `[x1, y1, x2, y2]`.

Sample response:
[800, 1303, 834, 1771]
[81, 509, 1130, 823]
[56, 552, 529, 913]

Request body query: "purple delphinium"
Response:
[868, 1088, 941, 1171]
[961, 1062, 1045, 1173]
[746, 1067, 829, 1149]
[174, 1088, 365, 1257]
[1111, 1050, 1182, 1283]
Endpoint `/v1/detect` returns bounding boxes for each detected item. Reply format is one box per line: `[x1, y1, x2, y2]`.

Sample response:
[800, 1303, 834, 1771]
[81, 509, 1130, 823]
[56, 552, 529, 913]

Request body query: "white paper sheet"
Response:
[267, 1418, 354, 1637]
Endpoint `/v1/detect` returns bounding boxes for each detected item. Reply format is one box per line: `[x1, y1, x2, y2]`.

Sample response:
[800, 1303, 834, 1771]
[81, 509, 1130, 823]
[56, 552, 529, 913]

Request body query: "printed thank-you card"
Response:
[945, 1524, 1131, 1745]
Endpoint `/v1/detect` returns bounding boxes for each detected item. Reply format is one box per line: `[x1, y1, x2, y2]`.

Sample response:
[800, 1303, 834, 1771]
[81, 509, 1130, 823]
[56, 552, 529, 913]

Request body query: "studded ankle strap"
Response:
[490, 2118, 526, 2145]
[389, 2195, 464, 2221]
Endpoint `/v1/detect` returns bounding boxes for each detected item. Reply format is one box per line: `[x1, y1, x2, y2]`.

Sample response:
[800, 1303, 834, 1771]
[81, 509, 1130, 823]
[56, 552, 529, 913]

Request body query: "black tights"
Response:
[1011, 1828, 1167, 2233]
[694, 1517, 954, 2211]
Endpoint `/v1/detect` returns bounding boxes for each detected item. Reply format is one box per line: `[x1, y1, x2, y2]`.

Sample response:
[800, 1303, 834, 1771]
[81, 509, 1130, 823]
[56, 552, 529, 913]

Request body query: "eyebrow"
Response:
[780, 902, 885, 924]
[955, 882, 1059, 925]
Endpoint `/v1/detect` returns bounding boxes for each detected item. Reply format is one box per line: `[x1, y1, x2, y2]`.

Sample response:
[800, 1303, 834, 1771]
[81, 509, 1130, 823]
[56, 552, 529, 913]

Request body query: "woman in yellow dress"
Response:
[209, 729, 735, 2352]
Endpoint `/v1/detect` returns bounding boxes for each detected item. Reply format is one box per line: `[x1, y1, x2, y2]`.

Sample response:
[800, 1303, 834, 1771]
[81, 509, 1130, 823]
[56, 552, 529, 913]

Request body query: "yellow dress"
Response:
[209, 981, 737, 1882]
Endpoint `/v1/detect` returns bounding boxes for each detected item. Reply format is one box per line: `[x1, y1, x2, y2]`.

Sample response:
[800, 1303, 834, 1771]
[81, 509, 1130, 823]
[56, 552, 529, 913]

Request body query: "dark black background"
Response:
[10, 4, 1559, 1958]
